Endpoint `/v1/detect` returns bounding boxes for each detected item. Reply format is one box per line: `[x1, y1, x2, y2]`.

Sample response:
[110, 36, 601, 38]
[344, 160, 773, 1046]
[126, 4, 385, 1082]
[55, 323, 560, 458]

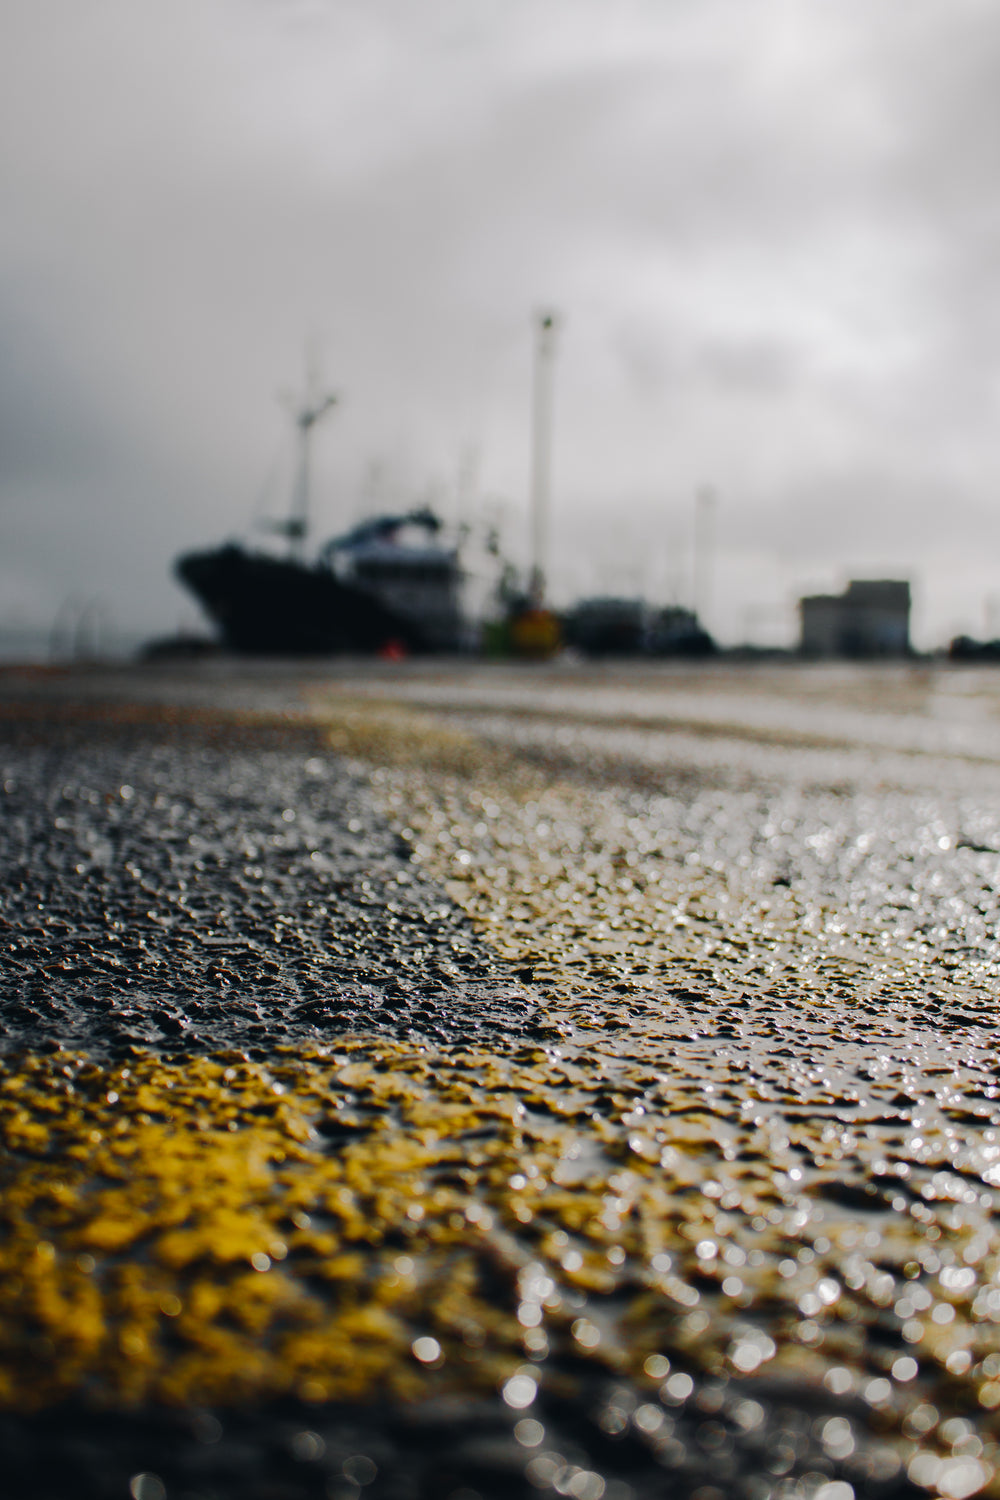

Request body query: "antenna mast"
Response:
[529, 310, 559, 605]
[285, 386, 337, 560]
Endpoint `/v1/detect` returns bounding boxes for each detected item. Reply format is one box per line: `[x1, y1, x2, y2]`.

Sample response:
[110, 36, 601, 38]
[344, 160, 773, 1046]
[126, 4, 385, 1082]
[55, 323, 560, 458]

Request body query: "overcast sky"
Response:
[4, 0, 1000, 650]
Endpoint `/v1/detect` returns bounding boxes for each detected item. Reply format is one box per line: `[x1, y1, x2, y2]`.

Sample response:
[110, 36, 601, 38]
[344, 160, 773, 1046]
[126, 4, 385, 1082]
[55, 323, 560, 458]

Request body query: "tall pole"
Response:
[693, 484, 715, 629]
[529, 310, 559, 606]
[288, 392, 337, 560]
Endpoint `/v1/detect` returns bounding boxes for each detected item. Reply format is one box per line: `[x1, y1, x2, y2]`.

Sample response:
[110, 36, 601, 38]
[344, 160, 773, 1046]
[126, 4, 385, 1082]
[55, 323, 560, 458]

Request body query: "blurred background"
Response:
[3, 0, 1000, 659]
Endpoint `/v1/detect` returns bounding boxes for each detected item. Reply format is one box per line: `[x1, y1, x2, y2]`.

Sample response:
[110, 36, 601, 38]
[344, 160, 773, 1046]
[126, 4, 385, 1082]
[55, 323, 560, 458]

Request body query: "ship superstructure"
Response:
[175, 380, 464, 655]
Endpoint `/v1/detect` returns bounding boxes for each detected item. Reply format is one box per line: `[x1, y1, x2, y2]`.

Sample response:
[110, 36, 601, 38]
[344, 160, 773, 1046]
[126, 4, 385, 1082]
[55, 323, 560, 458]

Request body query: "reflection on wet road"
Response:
[4, 662, 1000, 1499]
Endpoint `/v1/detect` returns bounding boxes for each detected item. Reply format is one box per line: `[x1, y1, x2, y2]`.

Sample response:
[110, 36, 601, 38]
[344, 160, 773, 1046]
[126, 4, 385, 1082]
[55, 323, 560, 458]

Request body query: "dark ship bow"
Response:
[176, 545, 427, 655]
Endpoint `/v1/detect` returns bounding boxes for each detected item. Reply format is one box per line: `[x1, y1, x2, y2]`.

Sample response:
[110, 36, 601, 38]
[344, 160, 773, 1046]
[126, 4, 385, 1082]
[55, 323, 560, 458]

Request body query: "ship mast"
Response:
[289, 390, 337, 559]
[277, 373, 337, 560]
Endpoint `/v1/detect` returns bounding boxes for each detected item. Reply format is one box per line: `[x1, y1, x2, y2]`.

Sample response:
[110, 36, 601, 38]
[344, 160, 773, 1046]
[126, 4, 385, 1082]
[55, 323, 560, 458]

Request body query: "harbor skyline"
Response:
[3, 0, 1000, 652]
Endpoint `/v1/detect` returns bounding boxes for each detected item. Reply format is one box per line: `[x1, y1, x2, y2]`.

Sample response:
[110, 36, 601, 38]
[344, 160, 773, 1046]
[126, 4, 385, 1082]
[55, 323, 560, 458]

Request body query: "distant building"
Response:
[799, 579, 911, 658]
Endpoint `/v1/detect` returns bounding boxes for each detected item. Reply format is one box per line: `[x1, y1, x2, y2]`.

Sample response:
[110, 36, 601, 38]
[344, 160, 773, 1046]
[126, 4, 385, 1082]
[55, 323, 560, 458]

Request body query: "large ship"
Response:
[176, 386, 464, 655]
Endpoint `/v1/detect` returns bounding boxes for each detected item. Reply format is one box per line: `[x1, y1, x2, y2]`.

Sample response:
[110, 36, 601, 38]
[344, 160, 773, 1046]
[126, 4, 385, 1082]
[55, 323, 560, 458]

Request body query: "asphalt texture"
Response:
[0, 716, 534, 1061]
[5, 661, 1000, 1500]
[0, 683, 549, 1500]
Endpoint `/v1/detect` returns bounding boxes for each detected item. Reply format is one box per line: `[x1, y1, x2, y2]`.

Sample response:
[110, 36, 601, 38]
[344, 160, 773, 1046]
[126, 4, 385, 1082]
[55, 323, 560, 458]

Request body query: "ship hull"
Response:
[176, 546, 431, 655]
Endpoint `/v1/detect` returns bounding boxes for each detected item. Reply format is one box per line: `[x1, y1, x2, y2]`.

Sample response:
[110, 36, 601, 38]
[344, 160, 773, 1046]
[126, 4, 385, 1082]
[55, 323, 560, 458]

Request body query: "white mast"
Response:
[286, 387, 337, 560]
[529, 310, 559, 605]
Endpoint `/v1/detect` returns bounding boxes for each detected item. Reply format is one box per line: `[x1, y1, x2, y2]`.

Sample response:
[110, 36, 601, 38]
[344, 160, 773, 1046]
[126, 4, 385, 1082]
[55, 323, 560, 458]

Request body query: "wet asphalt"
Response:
[5, 660, 1000, 1500]
[0, 675, 545, 1500]
[0, 715, 533, 1062]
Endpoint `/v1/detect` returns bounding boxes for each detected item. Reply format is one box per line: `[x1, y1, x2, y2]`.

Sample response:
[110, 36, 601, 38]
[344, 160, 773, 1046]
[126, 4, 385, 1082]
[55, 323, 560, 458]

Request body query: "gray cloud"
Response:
[2, 0, 999, 649]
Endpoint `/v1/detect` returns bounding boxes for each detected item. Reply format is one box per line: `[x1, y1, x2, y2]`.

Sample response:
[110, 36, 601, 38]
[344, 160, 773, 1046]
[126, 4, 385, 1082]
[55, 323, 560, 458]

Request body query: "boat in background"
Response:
[175, 381, 464, 655]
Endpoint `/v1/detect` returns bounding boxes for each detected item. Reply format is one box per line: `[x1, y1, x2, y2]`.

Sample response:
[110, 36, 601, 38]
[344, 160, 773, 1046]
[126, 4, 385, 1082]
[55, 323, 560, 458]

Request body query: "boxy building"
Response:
[799, 579, 911, 658]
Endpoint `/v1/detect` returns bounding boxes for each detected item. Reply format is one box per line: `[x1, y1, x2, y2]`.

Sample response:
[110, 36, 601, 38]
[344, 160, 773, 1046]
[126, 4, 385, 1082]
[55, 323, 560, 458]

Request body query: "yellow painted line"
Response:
[2, 690, 1000, 1494]
[0, 1037, 812, 1410]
